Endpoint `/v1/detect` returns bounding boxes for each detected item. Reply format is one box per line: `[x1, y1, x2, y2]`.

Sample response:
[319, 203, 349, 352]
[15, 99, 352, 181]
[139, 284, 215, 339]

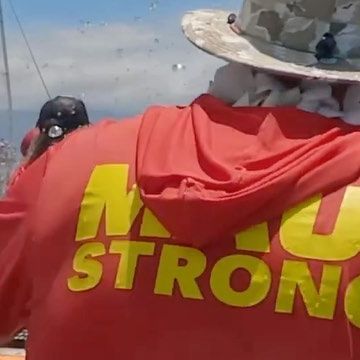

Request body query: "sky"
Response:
[0, 0, 240, 141]
[7, 0, 239, 26]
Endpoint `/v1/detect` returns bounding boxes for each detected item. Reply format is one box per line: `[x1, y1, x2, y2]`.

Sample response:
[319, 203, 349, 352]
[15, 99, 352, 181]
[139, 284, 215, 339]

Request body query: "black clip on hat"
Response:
[36, 96, 90, 140]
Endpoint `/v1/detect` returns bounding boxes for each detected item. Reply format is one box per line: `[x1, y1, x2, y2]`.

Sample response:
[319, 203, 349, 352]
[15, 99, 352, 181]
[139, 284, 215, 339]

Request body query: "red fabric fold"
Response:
[137, 94, 360, 245]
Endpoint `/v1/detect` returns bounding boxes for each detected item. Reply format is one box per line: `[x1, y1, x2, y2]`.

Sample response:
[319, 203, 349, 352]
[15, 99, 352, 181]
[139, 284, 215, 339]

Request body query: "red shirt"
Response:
[2, 95, 360, 359]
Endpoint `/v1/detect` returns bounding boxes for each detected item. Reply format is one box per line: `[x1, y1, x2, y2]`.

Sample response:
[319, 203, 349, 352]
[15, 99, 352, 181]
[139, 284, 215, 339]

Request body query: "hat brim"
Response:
[182, 9, 360, 84]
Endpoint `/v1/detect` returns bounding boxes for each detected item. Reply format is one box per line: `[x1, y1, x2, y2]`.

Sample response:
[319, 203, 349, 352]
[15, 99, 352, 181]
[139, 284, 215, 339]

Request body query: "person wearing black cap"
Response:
[27, 95, 90, 163]
[6, 96, 90, 193]
[36, 95, 90, 136]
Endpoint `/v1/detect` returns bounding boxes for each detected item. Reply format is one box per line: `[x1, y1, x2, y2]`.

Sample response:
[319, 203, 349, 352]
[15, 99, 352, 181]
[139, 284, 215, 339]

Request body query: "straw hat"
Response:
[182, 0, 360, 83]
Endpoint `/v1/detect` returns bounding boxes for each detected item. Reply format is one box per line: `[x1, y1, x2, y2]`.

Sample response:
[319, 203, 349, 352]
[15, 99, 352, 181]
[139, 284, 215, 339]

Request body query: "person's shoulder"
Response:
[91, 114, 144, 132]
[6, 165, 27, 193]
[62, 115, 143, 143]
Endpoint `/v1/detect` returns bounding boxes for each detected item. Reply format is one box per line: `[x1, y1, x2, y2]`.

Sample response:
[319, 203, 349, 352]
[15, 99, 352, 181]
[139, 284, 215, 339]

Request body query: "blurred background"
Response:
[0, 0, 240, 193]
[0, 0, 241, 141]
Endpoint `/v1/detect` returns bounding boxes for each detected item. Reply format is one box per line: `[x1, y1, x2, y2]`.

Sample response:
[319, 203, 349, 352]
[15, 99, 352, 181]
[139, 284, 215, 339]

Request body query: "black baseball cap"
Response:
[36, 96, 90, 132]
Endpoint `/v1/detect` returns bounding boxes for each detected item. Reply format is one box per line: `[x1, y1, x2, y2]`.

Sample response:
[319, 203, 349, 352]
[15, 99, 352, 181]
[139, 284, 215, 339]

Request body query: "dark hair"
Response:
[25, 125, 89, 165]
[24, 96, 90, 164]
[25, 131, 53, 164]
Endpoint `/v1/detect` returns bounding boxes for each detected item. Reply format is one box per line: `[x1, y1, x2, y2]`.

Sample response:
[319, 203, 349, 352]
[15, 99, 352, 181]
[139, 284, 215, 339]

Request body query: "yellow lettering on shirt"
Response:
[70, 170, 360, 331]
[154, 245, 206, 300]
[275, 260, 342, 320]
[280, 186, 360, 261]
[76, 164, 142, 241]
[110, 240, 155, 289]
[68, 242, 106, 292]
[236, 223, 270, 253]
[345, 275, 360, 328]
[210, 255, 271, 307]
[140, 208, 170, 238]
